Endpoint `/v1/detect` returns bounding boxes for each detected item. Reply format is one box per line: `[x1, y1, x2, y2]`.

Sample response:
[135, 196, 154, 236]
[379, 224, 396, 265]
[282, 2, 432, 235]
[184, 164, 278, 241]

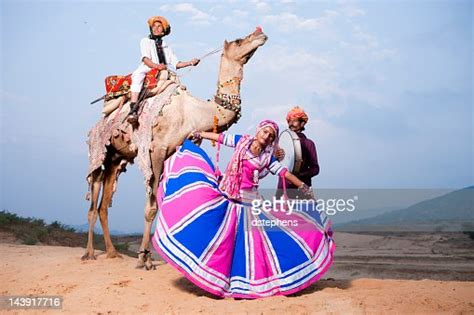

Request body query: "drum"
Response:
[278, 129, 303, 174]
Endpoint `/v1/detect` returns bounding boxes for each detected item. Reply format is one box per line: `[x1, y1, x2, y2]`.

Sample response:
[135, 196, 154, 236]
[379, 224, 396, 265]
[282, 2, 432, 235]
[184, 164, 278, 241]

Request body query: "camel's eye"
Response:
[234, 39, 243, 45]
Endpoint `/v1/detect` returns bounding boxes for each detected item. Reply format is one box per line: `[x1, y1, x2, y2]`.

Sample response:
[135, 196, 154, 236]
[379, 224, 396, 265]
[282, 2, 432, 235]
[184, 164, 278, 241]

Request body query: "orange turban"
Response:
[286, 106, 309, 123]
[147, 16, 171, 36]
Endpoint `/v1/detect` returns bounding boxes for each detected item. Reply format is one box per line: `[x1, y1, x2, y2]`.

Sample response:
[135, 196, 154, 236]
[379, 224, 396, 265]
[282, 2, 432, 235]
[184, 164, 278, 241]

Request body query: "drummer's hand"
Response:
[275, 148, 285, 161]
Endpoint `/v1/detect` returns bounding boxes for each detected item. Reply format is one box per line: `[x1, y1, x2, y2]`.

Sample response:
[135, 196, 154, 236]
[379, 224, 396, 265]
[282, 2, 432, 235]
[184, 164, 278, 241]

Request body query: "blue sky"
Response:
[1, 0, 472, 232]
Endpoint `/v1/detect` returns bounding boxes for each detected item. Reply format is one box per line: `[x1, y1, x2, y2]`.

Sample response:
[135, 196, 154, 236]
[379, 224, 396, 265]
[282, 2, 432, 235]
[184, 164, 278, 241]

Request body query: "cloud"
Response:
[245, 33, 396, 125]
[353, 25, 378, 48]
[338, 25, 397, 61]
[250, 45, 339, 97]
[1, 90, 31, 104]
[252, 45, 336, 81]
[222, 9, 251, 29]
[248, 104, 292, 129]
[251, 0, 271, 13]
[159, 3, 215, 25]
[341, 6, 366, 17]
[232, 9, 249, 18]
[246, 3, 396, 117]
[274, 47, 331, 68]
[263, 10, 339, 32]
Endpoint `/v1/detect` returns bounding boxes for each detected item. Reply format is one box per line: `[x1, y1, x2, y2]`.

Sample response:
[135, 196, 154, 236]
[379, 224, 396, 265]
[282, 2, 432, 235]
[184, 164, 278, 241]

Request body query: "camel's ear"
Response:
[224, 40, 229, 49]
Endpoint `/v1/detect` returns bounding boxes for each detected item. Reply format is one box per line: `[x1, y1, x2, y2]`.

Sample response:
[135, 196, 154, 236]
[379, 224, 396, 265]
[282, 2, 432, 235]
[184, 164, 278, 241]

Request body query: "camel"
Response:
[82, 28, 268, 269]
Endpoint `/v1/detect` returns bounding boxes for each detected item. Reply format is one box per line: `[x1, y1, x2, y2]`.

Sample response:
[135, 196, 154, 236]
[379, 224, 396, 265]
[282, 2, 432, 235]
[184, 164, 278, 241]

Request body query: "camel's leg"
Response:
[81, 168, 103, 260]
[137, 146, 167, 270]
[97, 157, 126, 259]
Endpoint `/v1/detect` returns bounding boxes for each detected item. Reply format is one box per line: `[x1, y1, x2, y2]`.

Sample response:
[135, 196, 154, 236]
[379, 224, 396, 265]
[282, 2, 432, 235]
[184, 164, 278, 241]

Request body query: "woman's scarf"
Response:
[219, 120, 279, 199]
[148, 34, 167, 65]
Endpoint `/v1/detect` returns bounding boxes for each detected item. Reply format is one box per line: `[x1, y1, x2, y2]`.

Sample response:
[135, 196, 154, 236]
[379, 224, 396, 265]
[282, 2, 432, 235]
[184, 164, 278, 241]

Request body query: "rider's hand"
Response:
[155, 63, 167, 71]
[191, 58, 200, 66]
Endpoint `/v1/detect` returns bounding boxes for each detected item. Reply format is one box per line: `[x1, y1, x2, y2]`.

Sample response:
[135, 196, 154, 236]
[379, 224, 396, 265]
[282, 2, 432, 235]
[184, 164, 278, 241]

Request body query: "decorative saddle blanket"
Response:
[104, 68, 160, 100]
[101, 69, 180, 116]
[87, 83, 179, 193]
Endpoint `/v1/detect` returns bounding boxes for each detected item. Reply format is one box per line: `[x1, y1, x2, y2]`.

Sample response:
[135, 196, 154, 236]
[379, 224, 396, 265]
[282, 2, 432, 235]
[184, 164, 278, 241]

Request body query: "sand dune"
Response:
[1, 243, 473, 314]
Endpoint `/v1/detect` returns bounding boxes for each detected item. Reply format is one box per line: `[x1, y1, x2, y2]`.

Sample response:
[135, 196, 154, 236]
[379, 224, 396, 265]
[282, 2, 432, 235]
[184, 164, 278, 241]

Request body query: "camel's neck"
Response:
[185, 97, 237, 133]
[183, 56, 244, 134]
[216, 57, 243, 97]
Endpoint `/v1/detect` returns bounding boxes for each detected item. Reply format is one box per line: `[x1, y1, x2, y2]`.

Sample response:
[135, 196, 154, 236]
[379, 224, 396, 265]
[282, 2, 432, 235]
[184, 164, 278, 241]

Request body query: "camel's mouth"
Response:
[242, 47, 258, 64]
[239, 32, 267, 64]
[253, 32, 268, 46]
[224, 30, 268, 64]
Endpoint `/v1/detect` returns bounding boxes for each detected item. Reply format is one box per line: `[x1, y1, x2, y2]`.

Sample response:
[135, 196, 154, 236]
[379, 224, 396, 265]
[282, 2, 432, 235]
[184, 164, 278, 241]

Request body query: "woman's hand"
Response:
[284, 171, 315, 200]
[298, 183, 315, 199]
[275, 148, 285, 161]
[188, 130, 202, 140]
[190, 58, 200, 66]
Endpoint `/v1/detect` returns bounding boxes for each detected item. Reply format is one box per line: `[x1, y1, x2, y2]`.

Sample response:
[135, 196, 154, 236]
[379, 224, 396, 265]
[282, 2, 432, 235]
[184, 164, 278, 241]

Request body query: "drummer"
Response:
[276, 106, 320, 199]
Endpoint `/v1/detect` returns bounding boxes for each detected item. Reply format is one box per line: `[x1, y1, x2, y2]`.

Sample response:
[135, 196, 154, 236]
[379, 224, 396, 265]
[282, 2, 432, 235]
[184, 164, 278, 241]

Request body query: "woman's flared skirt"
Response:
[152, 140, 336, 298]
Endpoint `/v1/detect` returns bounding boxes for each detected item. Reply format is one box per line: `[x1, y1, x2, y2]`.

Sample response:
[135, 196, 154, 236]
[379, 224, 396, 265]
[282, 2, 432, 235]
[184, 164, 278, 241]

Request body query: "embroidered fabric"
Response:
[86, 83, 178, 193]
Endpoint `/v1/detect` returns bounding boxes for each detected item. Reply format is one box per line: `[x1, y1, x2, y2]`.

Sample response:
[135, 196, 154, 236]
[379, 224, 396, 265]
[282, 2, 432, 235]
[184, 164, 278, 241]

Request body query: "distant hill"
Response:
[338, 186, 474, 232]
[70, 223, 130, 236]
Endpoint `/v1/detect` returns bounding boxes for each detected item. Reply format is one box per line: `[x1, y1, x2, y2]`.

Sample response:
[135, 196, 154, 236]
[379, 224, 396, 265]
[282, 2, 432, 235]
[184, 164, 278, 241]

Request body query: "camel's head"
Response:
[223, 27, 268, 65]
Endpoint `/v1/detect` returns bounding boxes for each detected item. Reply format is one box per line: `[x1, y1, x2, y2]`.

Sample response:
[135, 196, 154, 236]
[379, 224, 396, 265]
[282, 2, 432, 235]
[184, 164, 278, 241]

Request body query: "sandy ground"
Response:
[327, 232, 474, 281]
[1, 243, 473, 314]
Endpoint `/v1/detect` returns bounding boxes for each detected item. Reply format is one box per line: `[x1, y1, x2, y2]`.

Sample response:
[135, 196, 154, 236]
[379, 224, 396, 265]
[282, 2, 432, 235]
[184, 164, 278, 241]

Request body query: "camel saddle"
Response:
[101, 69, 180, 116]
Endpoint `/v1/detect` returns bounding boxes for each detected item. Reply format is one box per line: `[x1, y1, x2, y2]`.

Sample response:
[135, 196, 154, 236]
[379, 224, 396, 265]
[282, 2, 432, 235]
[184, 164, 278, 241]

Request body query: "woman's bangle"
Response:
[298, 183, 315, 199]
[298, 183, 310, 193]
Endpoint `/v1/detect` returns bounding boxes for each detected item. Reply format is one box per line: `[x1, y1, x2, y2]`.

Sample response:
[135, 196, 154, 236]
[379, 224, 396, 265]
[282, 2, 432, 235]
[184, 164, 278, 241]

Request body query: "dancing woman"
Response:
[152, 120, 335, 298]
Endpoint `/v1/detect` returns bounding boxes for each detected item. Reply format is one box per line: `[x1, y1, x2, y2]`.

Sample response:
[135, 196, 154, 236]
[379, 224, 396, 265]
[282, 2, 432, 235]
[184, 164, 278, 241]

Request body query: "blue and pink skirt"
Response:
[152, 140, 335, 298]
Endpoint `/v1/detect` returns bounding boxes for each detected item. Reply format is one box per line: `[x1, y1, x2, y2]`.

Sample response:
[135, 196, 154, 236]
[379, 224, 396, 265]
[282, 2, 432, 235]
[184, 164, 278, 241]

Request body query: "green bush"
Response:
[23, 235, 38, 245]
[49, 221, 62, 229]
[115, 242, 129, 251]
[35, 227, 48, 242]
[0, 210, 23, 226]
[31, 218, 45, 226]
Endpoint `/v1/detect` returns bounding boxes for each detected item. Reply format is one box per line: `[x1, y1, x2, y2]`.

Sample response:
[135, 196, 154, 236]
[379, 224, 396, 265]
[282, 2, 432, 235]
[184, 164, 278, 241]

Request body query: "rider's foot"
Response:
[127, 102, 139, 127]
[127, 113, 139, 127]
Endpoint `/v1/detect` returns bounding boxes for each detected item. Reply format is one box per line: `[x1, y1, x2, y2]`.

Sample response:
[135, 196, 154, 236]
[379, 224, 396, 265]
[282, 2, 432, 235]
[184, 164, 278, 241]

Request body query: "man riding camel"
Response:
[127, 16, 200, 125]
